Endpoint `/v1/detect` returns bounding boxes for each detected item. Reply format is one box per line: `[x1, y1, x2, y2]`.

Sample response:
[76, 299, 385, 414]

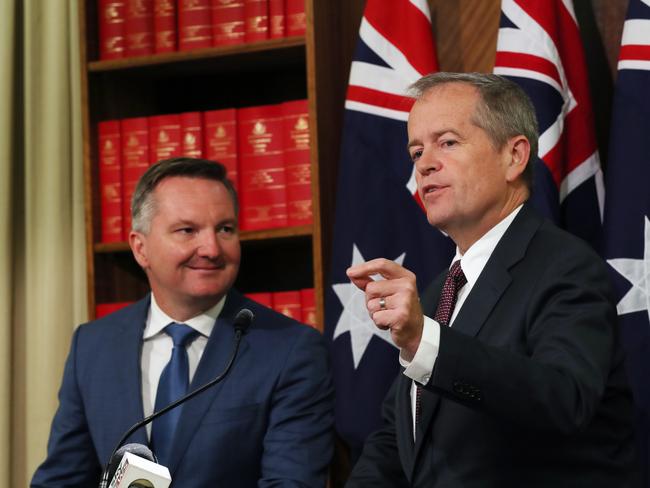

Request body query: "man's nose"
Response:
[416, 150, 440, 175]
[197, 231, 221, 258]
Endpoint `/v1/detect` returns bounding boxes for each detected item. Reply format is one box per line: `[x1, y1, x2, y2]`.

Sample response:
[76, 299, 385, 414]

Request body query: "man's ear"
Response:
[129, 230, 149, 269]
[505, 135, 531, 183]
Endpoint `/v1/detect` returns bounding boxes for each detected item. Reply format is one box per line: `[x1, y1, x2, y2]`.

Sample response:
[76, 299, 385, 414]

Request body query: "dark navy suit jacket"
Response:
[348, 205, 637, 487]
[32, 290, 334, 487]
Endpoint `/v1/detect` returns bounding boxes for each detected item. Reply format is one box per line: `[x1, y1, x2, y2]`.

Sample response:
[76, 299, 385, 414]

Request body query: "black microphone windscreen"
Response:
[107, 443, 156, 484]
[234, 308, 254, 334]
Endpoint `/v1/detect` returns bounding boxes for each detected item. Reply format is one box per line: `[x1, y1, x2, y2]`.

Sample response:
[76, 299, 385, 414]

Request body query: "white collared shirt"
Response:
[141, 294, 225, 437]
[400, 205, 523, 438]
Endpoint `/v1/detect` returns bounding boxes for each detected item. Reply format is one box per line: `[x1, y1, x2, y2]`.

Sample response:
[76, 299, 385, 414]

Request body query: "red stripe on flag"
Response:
[515, 0, 598, 177]
[363, 0, 438, 76]
[495, 51, 562, 85]
[346, 85, 415, 113]
[619, 44, 650, 61]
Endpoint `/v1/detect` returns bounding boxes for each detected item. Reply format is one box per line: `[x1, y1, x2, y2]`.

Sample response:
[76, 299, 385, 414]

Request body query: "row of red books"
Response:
[95, 288, 317, 328]
[98, 99, 312, 242]
[98, 0, 306, 60]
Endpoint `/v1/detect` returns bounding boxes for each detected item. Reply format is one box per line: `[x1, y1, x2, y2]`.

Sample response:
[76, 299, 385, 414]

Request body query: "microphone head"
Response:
[107, 443, 156, 485]
[234, 308, 254, 334]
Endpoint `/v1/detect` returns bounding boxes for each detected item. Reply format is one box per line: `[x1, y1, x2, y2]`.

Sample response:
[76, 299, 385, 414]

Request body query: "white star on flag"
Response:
[607, 215, 650, 323]
[332, 244, 405, 368]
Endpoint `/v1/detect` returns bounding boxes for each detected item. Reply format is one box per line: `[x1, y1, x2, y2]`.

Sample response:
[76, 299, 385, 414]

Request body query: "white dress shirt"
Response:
[140, 294, 225, 438]
[400, 205, 522, 438]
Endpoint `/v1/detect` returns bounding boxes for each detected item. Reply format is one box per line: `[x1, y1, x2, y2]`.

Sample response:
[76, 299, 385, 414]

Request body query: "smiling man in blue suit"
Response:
[32, 157, 334, 487]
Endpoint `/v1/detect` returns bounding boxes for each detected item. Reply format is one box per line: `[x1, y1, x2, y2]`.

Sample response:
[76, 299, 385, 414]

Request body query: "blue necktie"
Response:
[151, 323, 199, 464]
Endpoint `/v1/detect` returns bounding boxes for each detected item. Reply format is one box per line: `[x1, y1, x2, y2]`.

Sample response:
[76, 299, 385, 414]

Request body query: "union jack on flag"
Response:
[494, 0, 604, 248]
[604, 0, 650, 484]
[324, 0, 453, 455]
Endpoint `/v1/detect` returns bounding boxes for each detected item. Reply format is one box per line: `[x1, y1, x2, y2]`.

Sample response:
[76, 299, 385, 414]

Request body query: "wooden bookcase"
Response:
[78, 0, 366, 329]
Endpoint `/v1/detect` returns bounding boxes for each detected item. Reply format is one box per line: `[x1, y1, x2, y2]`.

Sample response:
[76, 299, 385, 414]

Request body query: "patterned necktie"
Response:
[151, 323, 199, 464]
[416, 261, 467, 427]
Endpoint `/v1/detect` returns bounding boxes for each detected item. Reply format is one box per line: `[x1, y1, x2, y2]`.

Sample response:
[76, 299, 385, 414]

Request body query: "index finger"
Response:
[346, 258, 412, 282]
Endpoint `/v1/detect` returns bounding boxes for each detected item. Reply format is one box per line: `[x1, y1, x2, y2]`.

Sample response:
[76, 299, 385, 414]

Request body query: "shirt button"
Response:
[421, 374, 431, 384]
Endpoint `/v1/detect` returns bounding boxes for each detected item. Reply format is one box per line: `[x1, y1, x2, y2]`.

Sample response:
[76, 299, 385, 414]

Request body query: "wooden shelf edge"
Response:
[88, 37, 306, 72]
[94, 224, 313, 253]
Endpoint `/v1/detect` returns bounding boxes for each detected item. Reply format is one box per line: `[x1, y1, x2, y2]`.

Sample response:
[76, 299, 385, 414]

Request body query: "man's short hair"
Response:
[131, 157, 238, 233]
[409, 72, 539, 190]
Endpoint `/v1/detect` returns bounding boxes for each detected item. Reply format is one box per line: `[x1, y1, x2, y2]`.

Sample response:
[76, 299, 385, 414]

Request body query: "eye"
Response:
[176, 227, 195, 235]
[218, 224, 236, 235]
[441, 139, 457, 148]
[410, 149, 423, 162]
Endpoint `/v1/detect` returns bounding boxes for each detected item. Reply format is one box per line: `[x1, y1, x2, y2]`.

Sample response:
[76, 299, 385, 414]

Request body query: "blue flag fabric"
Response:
[603, 1, 650, 485]
[324, 0, 453, 455]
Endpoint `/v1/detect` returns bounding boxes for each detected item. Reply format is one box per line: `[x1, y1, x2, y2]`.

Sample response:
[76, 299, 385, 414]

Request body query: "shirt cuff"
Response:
[399, 316, 440, 385]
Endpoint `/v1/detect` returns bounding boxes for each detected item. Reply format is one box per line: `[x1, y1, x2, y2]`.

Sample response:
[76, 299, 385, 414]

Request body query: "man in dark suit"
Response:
[31, 157, 334, 487]
[345, 73, 636, 487]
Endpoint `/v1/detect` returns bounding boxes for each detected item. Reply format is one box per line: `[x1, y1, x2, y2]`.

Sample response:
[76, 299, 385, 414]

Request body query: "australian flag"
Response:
[494, 0, 604, 249]
[603, 0, 650, 485]
[324, 0, 453, 456]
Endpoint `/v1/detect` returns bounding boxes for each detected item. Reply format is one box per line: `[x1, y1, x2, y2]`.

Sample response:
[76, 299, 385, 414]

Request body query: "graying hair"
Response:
[131, 157, 238, 233]
[409, 72, 538, 189]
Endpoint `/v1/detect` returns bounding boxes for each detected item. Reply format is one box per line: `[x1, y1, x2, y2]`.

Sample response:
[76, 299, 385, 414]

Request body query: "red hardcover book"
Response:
[269, 0, 284, 39]
[98, 0, 126, 60]
[96, 301, 134, 318]
[244, 0, 268, 43]
[178, 0, 212, 50]
[272, 291, 301, 320]
[211, 0, 245, 46]
[285, 0, 305, 37]
[282, 99, 312, 226]
[125, 0, 154, 56]
[98, 120, 123, 243]
[237, 104, 287, 230]
[154, 0, 177, 53]
[245, 292, 272, 308]
[204, 108, 238, 190]
[300, 288, 317, 329]
[180, 112, 204, 158]
[121, 117, 150, 234]
[149, 114, 182, 163]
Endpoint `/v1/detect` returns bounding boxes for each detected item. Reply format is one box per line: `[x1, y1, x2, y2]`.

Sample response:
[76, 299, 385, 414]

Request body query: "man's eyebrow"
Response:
[406, 128, 463, 152]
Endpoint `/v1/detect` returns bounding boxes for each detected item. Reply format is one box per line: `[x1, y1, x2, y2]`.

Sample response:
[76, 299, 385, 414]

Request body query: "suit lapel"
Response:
[109, 297, 150, 451]
[165, 292, 244, 474]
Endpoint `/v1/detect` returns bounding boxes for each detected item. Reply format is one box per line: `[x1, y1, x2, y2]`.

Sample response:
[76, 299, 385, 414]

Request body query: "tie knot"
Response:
[449, 260, 467, 290]
[164, 323, 198, 348]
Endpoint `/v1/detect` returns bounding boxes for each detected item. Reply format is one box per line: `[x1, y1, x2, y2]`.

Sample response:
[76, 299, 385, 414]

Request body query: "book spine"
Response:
[282, 99, 312, 226]
[178, 0, 213, 50]
[244, 0, 268, 43]
[180, 111, 204, 158]
[285, 0, 305, 37]
[149, 114, 182, 163]
[203, 108, 239, 191]
[121, 117, 151, 234]
[269, 0, 284, 39]
[245, 292, 273, 308]
[98, 0, 126, 60]
[125, 0, 155, 56]
[154, 0, 177, 53]
[238, 103, 287, 230]
[300, 288, 317, 329]
[272, 290, 301, 320]
[211, 0, 245, 46]
[98, 120, 124, 243]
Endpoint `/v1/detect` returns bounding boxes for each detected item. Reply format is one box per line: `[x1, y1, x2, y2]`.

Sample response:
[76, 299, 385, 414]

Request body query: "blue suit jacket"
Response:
[32, 290, 334, 487]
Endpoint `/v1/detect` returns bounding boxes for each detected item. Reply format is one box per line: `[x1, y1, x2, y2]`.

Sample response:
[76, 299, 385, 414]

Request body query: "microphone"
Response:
[98, 308, 255, 488]
[105, 444, 170, 488]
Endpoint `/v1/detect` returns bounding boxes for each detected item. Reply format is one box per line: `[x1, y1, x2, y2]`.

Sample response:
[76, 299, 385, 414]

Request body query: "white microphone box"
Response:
[108, 452, 171, 488]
